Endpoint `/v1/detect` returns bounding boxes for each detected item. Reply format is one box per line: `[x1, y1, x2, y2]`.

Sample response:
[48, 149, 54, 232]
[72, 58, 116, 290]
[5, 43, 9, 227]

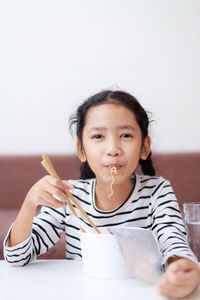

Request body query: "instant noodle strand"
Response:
[108, 166, 117, 199]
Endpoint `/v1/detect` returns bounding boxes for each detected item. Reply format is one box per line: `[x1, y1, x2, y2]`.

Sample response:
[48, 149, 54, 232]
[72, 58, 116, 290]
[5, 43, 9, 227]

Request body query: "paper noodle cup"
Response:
[80, 231, 132, 279]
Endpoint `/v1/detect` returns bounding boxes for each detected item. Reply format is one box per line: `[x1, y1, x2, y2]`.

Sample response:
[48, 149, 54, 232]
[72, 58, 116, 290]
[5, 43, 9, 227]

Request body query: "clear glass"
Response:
[183, 202, 200, 261]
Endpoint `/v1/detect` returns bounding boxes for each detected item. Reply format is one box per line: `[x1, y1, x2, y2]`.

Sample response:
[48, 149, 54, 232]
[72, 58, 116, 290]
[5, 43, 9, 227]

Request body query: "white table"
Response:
[0, 260, 199, 300]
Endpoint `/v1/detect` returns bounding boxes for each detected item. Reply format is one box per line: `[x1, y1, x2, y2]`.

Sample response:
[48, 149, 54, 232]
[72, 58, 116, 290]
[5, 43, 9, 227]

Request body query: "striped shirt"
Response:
[3, 174, 197, 266]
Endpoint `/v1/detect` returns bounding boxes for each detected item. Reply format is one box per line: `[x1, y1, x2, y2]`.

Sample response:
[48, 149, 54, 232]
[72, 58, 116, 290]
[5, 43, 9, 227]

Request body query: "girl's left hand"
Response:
[157, 258, 200, 299]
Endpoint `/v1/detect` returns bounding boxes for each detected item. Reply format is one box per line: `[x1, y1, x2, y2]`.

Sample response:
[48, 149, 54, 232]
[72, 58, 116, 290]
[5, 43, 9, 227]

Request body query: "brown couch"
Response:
[1, 153, 200, 260]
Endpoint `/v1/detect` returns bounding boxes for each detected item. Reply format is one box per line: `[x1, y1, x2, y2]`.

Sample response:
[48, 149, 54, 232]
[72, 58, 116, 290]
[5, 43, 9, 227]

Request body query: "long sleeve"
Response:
[3, 205, 65, 266]
[151, 179, 198, 265]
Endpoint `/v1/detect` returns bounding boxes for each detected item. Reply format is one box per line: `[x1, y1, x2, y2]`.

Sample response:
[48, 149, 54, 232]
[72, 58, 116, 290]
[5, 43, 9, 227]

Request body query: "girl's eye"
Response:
[121, 133, 132, 138]
[92, 135, 103, 139]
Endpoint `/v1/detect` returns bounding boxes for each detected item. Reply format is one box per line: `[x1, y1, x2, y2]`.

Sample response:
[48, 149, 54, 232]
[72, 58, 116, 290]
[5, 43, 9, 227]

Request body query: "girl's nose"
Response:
[105, 139, 121, 156]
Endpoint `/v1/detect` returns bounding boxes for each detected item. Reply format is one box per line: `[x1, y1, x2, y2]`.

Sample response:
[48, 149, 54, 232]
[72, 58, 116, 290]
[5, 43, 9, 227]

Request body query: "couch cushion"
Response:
[152, 153, 200, 214]
[0, 209, 18, 260]
[0, 155, 80, 210]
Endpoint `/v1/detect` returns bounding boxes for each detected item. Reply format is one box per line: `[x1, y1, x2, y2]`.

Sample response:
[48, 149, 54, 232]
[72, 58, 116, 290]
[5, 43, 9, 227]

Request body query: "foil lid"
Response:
[109, 227, 164, 283]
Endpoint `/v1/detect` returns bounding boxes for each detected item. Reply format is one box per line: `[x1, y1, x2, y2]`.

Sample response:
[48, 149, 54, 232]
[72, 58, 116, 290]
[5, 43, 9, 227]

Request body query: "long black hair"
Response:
[69, 90, 155, 179]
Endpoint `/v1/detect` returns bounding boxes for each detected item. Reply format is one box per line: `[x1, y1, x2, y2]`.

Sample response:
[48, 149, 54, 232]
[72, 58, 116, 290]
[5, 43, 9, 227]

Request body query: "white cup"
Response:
[79, 231, 132, 279]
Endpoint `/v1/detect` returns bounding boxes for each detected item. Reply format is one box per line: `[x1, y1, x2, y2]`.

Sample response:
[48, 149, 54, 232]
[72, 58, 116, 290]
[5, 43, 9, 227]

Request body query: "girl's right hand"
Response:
[24, 175, 74, 210]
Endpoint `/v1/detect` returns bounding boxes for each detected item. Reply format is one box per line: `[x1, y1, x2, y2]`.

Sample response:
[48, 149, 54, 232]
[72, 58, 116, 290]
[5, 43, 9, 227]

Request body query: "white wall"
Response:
[0, 0, 200, 154]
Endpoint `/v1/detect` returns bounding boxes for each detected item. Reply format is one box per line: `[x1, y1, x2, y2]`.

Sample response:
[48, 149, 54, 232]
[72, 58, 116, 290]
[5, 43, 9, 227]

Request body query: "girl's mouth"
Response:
[105, 164, 121, 171]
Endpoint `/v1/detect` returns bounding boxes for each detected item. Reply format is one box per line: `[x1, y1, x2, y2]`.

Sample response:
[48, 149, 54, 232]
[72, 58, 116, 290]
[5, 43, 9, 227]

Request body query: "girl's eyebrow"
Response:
[117, 125, 136, 131]
[88, 127, 106, 133]
[88, 125, 136, 133]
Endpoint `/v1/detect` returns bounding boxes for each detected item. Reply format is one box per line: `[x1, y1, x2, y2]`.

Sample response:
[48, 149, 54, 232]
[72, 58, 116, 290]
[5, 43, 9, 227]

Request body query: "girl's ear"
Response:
[140, 136, 151, 160]
[77, 140, 87, 162]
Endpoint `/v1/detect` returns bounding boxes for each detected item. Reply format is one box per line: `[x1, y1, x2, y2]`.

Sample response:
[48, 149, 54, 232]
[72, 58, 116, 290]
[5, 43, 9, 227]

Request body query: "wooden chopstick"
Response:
[67, 192, 101, 234]
[66, 200, 85, 233]
[41, 156, 60, 180]
[41, 157, 85, 232]
[41, 155, 100, 234]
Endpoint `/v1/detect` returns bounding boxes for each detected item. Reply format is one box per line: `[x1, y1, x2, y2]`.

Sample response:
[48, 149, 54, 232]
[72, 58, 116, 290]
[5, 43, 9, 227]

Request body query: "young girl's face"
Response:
[77, 103, 150, 186]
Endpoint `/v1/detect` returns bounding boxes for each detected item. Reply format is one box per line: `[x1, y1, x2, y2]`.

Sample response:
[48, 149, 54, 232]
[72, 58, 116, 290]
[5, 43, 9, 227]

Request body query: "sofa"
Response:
[1, 153, 200, 260]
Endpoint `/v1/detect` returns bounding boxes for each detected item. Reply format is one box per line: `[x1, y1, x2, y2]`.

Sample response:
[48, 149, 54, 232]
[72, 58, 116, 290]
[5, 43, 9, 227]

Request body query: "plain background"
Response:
[0, 0, 200, 154]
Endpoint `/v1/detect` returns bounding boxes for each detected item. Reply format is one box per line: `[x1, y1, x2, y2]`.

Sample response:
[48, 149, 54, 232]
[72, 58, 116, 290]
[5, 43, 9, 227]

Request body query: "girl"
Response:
[4, 90, 200, 298]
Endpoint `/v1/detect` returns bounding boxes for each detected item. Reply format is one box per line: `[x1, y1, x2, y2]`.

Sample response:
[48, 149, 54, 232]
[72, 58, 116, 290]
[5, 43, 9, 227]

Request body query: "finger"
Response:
[157, 276, 172, 297]
[35, 178, 66, 202]
[38, 190, 65, 208]
[37, 176, 71, 203]
[157, 282, 189, 299]
[157, 275, 198, 299]
[62, 180, 74, 190]
[43, 176, 73, 192]
[165, 262, 198, 287]
[44, 182, 69, 203]
[157, 275, 187, 299]
[168, 258, 194, 273]
[157, 264, 200, 299]
[167, 270, 191, 286]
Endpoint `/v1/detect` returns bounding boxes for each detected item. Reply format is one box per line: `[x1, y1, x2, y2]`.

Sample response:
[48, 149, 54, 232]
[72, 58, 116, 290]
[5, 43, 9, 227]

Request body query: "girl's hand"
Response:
[24, 175, 74, 210]
[157, 258, 200, 299]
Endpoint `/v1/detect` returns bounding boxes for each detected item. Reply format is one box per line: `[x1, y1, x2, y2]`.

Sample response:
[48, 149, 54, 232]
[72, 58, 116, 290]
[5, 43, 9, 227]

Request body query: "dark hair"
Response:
[69, 90, 155, 178]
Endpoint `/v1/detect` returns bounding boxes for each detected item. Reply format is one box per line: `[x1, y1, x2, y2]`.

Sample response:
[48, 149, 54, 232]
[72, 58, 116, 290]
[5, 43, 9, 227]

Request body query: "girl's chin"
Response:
[97, 175, 126, 186]
[96, 176, 117, 184]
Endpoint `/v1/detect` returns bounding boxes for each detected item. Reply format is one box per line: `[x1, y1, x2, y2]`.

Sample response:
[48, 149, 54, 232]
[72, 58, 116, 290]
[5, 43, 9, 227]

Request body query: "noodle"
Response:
[108, 166, 117, 199]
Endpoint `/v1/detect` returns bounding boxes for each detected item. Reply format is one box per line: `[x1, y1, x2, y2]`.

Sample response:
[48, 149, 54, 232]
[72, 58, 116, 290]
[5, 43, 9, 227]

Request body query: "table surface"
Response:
[0, 260, 200, 300]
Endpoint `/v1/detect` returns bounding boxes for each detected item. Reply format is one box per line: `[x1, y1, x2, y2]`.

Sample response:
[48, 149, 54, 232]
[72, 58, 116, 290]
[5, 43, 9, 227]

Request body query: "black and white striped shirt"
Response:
[4, 174, 197, 266]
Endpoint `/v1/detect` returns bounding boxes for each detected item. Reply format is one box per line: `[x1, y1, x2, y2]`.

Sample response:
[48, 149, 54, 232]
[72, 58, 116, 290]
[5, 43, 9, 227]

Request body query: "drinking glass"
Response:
[183, 202, 200, 261]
